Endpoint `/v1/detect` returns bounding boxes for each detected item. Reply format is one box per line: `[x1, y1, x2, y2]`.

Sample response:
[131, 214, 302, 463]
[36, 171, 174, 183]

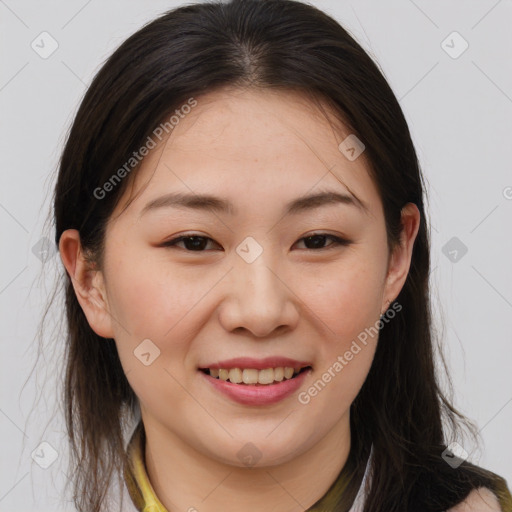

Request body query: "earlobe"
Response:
[58, 229, 115, 339]
[382, 203, 421, 309]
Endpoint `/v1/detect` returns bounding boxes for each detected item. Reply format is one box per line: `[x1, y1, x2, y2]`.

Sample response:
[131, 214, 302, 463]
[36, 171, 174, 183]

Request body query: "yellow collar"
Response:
[123, 421, 512, 512]
[124, 421, 361, 512]
[124, 422, 167, 512]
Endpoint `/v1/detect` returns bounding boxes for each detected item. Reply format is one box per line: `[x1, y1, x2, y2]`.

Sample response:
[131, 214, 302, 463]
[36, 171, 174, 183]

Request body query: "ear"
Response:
[382, 203, 421, 311]
[58, 229, 115, 339]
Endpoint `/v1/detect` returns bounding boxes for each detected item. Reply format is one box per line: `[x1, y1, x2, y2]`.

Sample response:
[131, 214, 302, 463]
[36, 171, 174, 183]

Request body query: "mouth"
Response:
[198, 366, 312, 385]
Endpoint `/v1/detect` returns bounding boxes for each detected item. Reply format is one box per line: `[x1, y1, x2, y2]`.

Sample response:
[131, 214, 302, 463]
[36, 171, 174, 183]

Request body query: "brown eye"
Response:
[162, 235, 221, 251]
[161, 233, 351, 252]
[295, 234, 351, 250]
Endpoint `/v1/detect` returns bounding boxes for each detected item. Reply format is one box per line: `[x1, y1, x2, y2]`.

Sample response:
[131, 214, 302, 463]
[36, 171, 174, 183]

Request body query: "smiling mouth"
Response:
[199, 366, 312, 385]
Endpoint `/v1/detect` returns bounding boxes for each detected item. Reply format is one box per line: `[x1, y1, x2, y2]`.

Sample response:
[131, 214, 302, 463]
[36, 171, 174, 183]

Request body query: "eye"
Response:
[293, 233, 351, 250]
[161, 232, 351, 252]
[161, 235, 221, 251]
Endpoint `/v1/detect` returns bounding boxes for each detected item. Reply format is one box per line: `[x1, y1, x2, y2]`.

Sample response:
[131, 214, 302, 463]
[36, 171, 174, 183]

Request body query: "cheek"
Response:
[298, 259, 384, 340]
[105, 247, 208, 341]
[300, 342, 376, 417]
[298, 268, 381, 412]
[104, 252, 203, 411]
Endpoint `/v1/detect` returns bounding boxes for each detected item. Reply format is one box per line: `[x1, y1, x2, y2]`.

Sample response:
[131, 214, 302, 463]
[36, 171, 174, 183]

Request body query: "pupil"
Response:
[306, 235, 325, 249]
[186, 236, 206, 250]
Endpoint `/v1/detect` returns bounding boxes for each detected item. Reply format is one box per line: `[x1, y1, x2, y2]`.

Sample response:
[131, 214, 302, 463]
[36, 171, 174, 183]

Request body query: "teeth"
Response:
[243, 369, 259, 384]
[284, 367, 294, 379]
[257, 368, 273, 385]
[229, 368, 243, 383]
[206, 366, 306, 385]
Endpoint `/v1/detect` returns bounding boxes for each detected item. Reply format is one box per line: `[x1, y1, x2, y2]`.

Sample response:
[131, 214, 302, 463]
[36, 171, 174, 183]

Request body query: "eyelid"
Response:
[161, 233, 222, 251]
[294, 233, 352, 250]
[160, 232, 352, 251]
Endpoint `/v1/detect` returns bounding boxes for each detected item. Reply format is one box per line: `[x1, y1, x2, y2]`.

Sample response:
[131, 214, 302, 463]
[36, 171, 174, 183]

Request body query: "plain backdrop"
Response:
[1, 0, 511, 510]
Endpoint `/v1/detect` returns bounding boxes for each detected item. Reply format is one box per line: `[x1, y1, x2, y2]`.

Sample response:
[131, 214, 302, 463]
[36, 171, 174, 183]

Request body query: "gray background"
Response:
[1, 0, 511, 510]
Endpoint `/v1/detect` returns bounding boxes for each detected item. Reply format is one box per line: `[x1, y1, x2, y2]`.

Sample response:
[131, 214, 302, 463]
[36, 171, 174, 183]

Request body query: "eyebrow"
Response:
[140, 189, 369, 218]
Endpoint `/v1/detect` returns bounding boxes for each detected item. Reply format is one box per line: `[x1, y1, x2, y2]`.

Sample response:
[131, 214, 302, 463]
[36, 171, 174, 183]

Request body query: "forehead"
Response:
[114, 87, 381, 221]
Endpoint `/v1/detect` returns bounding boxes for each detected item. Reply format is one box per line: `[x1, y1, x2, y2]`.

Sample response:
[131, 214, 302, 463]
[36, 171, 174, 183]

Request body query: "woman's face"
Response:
[63, 87, 418, 467]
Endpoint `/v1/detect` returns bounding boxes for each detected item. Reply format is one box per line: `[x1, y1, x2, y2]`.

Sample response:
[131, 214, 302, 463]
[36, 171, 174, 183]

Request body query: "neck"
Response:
[143, 412, 352, 512]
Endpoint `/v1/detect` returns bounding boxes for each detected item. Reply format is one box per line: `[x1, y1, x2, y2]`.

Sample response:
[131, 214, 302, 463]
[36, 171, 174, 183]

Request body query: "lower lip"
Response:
[199, 368, 312, 406]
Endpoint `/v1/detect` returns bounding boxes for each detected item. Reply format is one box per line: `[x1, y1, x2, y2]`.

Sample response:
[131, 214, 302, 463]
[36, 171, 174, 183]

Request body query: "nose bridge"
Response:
[220, 238, 299, 336]
[240, 254, 281, 304]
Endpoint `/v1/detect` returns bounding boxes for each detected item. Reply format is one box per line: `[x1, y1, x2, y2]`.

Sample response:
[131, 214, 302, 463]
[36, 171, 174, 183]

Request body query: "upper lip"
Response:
[199, 357, 313, 370]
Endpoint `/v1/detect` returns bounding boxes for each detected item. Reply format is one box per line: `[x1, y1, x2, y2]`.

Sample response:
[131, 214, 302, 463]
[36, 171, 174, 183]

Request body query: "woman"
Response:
[52, 0, 512, 510]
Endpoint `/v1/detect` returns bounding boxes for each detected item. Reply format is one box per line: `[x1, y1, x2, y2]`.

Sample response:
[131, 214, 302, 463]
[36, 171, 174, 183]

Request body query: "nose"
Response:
[218, 254, 300, 338]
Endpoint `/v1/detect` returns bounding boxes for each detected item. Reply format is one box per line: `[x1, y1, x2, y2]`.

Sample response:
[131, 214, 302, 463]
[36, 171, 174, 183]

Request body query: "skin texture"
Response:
[59, 87, 420, 512]
[449, 488, 501, 512]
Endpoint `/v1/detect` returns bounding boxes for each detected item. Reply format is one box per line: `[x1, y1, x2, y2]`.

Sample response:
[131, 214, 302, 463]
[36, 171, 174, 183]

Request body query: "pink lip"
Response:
[199, 357, 312, 371]
[199, 367, 312, 406]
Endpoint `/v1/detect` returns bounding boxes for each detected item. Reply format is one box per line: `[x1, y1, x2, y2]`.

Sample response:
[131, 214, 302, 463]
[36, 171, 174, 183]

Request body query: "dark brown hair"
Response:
[44, 0, 510, 510]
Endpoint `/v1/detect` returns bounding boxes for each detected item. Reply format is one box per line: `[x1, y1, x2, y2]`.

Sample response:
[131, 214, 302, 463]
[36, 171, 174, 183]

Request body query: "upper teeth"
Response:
[208, 367, 304, 384]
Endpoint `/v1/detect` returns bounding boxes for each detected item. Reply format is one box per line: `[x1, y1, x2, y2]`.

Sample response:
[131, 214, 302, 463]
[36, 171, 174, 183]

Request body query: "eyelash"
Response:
[161, 232, 351, 252]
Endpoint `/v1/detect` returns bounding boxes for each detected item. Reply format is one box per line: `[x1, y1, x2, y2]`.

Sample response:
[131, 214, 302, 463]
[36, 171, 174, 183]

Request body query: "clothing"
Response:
[122, 421, 512, 512]
[122, 420, 370, 512]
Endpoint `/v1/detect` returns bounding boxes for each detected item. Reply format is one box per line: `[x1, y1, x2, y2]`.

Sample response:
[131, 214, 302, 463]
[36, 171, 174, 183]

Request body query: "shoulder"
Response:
[447, 487, 502, 512]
